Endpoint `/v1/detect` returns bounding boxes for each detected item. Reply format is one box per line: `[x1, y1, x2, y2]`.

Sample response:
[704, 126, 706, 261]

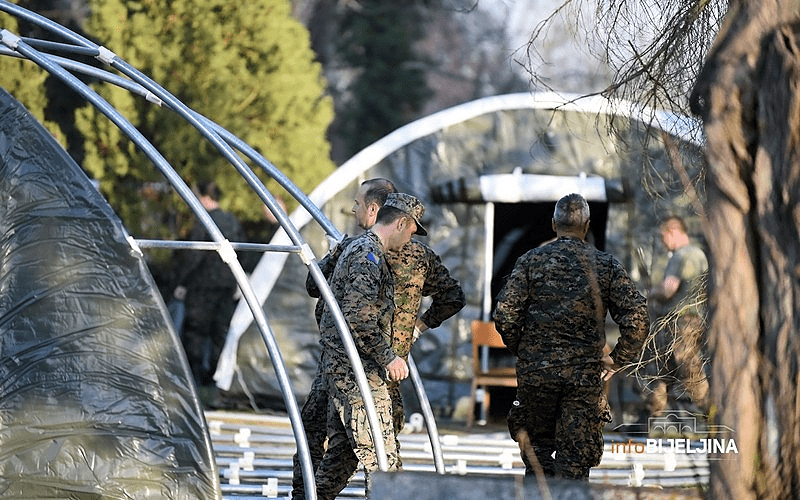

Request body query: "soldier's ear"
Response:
[398, 216, 413, 233]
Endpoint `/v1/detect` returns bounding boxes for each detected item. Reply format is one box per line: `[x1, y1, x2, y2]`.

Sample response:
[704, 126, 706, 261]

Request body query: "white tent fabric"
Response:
[478, 169, 608, 203]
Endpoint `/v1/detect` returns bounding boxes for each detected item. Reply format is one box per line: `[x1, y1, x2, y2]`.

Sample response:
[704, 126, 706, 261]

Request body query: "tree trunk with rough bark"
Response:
[690, 1, 800, 498]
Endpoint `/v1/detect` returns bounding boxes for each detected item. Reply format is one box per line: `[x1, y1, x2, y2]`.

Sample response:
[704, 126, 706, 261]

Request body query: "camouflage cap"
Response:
[384, 192, 427, 235]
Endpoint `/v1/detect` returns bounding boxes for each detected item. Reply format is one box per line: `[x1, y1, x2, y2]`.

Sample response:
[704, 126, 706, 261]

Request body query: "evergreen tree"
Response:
[76, 0, 335, 238]
[0, 1, 65, 146]
[336, 1, 433, 156]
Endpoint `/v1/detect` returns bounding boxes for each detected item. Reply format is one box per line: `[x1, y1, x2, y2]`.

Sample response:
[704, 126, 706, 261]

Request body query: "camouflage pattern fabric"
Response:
[494, 237, 648, 377]
[385, 240, 465, 432]
[386, 240, 465, 359]
[312, 367, 397, 500]
[291, 356, 328, 499]
[294, 352, 399, 500]
[507, 368, 611, 478]
[293, 234, 364, 499]
[306, 234, 359, 324]
[386, 381, 405, 436]
[383, 192, 427, 235]
[313, 231, 398, 500]
[495, 236, 648, 479]
[320, 352, 400, 465]
[318, 230, 396, 371]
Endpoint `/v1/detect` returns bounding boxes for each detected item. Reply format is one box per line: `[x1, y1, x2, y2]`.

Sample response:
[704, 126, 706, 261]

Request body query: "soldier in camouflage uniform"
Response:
[291, 178, 394, 500]
[173, 180, 243, 388]
[313, 193, 426, 500]
[494, 193, 648, 480]
[292, 183, 464, 499]
[384, 242, 465, 434]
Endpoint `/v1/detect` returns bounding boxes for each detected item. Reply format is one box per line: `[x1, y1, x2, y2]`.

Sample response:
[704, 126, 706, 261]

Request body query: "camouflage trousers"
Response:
[387, 380, 405, 435]
[311, 353, 400, 500]
[290, 357, 328, 500]
[290, 355, 406, 500]
[507, 368, 610, 480]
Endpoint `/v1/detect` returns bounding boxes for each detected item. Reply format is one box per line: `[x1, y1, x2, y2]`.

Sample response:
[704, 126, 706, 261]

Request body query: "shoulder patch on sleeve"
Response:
[367, 251, 380, 265]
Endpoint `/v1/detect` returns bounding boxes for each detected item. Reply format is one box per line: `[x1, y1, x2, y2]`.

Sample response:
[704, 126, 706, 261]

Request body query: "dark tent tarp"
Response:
[0, 88, 219, 499]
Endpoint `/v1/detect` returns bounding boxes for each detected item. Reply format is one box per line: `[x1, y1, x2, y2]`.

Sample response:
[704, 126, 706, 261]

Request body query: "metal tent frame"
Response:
[0, 2, 446, 498]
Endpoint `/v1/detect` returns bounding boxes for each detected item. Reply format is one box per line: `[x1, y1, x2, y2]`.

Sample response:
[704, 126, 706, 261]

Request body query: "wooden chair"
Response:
[466, 320, 517, 427]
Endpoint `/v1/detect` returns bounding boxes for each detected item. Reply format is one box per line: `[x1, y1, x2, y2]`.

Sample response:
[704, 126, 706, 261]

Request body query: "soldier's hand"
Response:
[601, 367, 617, 381]
[387, 356, 409, 381]
[327, 233, 347, 254]
[601, 354, 617, 381]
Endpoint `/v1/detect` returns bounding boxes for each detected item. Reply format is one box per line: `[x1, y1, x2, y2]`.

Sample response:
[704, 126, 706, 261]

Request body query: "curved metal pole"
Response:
[104, 52, 389, 474]
[0, 1, 390, 478]
[0, 1, 334, 253]
[0, 24, 318, 497]
[1, 43, 314, 500]
[407, 354, 446, 474]
[0, 34, 385, 472]
[17, 53, 385, 472]
[1, 2, 448, 475]
[196, 116, 342, 241]
[0, 31, 227, 497]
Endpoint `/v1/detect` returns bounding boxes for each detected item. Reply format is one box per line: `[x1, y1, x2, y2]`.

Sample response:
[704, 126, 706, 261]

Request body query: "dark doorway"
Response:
[491, 201, 609, 303]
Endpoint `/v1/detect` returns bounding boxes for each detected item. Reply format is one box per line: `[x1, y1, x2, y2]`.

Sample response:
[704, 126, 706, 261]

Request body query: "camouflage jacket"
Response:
[306, 235, 359, 298]
[494, 236, 648, 379]
[309, 237, 465, 358]
[385, 240, 465, 358]
[318, 231, 397, 374]
[306, 235, 359, 324]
